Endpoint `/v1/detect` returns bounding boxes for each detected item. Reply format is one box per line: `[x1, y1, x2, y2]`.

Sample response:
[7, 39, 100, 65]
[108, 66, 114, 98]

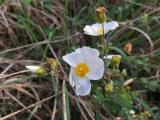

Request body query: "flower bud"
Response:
[106, 55, 121, 68]
[111, 55, 121, 68]
[116, 117, 124, 120]
[26, 66, 46, 76]
[105, 81, 113, 93]
[124, 43, 132, 55]
[47, 58, 58, 70]
[121, 69, 127, 77]
[96, 7, 107, 23]
[129, 110, 135, 115]
[143, 111, 151, 118]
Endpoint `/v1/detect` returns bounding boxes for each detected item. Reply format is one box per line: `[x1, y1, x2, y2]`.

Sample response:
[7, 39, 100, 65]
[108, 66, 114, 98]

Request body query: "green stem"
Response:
[101, 23, 107, 56]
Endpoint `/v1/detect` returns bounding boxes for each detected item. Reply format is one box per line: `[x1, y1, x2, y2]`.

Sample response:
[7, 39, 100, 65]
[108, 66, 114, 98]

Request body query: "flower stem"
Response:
[101, 23, 107, 56]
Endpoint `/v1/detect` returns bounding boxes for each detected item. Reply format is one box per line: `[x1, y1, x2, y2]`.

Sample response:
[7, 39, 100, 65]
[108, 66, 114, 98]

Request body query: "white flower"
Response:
[83, 21, 119, 36]
[63, 46, 104, 96]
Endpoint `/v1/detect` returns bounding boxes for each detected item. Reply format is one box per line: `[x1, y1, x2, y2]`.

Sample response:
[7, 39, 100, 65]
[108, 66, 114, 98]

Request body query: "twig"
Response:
[78, 97, 94, 120]
[0, 33, 80, 54]
[51, 74, 59, 120]
[76, 101, 88, 120]
[62, 80, 68, 120]
[0, 70, 28, 79]
[0, 91, 62, 120]
[124, 0, 155, 10]
[4, 90, 42, 120]
[129, 26, 154, 52]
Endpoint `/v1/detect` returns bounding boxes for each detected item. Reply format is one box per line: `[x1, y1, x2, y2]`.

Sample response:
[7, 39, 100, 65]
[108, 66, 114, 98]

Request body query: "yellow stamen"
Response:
[75, 63, 90, 78]
[96, 28, 104, 34]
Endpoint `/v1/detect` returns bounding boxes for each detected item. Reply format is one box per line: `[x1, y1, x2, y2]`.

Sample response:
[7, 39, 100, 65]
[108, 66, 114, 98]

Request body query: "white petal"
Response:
[69, 68, 76, 87]
[75, 76, 91, 96]
[84, 31, 99, 36]
[70, 67, 91, 96]
[83, 25, 97, 36]
[79, 46, 100, 63]
[106, 54, 121, 60]
[91, 23, 111, 35]
[91, 23, 102, 30]
[106, 55, 114, 59]
[63, 50, 84, 67]
[25, 66, 40, 73]
[104, 21, 119, 32]
[91, 23, 105, 36]
[86, 58, 104, 80]
[76, 47, 104, 80]
[83, 21, 118, 36]
[84, 23, 102, 36]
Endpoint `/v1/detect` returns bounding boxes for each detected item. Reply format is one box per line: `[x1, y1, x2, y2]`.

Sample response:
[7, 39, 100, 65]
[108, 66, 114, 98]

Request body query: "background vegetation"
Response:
[0, 0, 160, 119]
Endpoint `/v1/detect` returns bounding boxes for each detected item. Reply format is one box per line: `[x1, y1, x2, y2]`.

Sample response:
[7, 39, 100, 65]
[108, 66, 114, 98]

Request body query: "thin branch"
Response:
[0, 91, 62, 120]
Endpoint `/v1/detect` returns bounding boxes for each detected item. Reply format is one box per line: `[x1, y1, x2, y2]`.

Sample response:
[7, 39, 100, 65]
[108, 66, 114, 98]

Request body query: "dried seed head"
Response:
[96, 7, 108, 23]
[96, 7, 108, 13]
[47, 58, 58, 70]
[124, 43, 133, 55]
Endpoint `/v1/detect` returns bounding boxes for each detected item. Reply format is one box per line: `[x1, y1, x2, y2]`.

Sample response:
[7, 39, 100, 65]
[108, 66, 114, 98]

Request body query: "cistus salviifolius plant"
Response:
[2, 1, 156, 119]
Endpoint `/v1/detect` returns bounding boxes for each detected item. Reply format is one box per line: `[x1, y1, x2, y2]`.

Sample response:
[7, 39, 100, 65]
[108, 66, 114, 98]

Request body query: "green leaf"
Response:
[108, 46, 127, 58]
[21, 0, 32, 6]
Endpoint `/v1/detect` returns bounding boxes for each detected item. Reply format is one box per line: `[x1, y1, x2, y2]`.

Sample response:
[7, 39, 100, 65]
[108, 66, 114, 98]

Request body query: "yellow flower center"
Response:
[96, 28, 104, 34]
[75, 63, 90, 78]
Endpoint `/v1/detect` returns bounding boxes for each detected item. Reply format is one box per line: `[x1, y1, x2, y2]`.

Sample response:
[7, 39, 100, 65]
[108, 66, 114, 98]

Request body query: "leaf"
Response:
[108, 46, 127, 58]
[21, 0, 32, 6]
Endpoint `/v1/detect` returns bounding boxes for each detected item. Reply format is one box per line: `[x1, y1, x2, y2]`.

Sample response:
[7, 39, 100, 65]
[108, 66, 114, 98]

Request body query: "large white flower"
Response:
[83, 21, 119, 36]
[63, 46, 104, 96]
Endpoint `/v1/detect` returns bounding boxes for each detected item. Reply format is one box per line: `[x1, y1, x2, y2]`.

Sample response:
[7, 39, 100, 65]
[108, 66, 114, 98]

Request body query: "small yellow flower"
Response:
[105, 81, 113, 93]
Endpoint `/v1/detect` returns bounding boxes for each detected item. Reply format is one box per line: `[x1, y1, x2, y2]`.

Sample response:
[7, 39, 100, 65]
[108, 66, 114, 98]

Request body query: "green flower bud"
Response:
[105, 81, 113, 93]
